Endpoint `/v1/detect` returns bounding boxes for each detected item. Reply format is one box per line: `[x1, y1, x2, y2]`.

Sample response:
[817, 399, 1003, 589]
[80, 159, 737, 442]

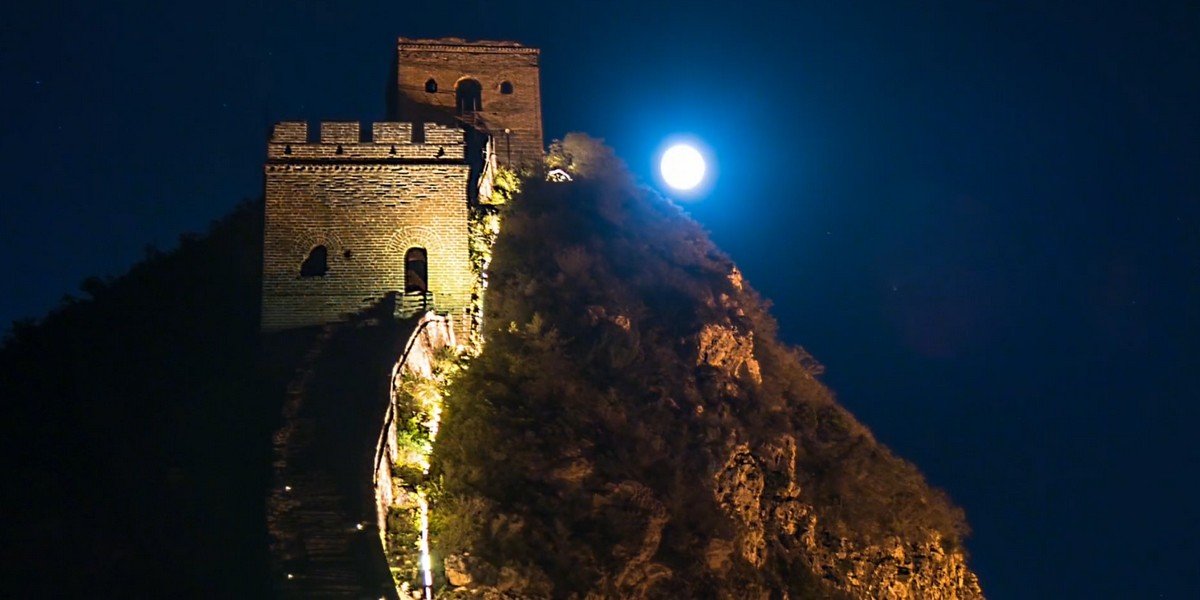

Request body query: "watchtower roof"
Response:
[397, 37, 539, 54]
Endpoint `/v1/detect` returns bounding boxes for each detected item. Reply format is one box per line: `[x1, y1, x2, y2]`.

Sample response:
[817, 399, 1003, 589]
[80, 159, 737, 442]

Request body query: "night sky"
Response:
[4, 1, 1198, 597]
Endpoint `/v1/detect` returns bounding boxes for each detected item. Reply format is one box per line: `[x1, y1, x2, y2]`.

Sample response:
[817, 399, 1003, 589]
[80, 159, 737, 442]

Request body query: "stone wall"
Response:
[263, 37, 544, 334]
[373, 313, 456, 539]
[395, 38, 544, 167]
[261, 121, 473, 333]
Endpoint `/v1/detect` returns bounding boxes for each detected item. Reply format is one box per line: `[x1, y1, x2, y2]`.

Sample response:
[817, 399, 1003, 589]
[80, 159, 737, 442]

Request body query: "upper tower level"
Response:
[393, 37, 544, 167]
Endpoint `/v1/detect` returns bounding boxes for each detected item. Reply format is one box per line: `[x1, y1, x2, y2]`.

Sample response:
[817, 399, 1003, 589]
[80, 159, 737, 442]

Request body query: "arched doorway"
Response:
[300, 245, 328, 278]
[405, 248, 428, 293]
[455, 79, 482, 114]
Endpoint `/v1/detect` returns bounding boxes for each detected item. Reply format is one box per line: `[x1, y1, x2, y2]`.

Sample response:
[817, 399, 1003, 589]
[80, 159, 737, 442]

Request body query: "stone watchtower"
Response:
[393, 37, 543, 167]
[261, 38, 543, 335]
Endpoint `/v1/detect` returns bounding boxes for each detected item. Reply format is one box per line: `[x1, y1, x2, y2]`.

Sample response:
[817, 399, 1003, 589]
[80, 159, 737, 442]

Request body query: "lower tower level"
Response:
[260, 120, 474, 336]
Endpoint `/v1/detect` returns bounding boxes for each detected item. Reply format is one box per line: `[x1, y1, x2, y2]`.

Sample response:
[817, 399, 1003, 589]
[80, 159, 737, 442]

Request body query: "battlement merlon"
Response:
[267, 121, 466, 161]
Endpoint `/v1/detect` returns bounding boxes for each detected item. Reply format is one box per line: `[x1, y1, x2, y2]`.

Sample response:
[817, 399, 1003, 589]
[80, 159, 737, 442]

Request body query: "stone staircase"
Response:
[267, 317, 414, 598]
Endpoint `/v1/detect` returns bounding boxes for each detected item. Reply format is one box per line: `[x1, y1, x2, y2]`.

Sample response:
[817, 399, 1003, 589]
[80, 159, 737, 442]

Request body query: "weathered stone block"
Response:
[272, 121, 308, 143]
[320, 121, 360, 144]
[372, 122, 412, 143]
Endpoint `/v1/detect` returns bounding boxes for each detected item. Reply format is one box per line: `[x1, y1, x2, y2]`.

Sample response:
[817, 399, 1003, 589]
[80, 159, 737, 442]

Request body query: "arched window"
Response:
[300, 245, 328, 278]
[405, 248, 428, 293]
[455, 79, 483, 114]
[499, 81, 514, 94]
[425, 78, 438, 93]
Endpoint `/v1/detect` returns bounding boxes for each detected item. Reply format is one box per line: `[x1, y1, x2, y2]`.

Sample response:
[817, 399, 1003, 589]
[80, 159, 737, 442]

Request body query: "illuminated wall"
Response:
[261, 121, 473, 333]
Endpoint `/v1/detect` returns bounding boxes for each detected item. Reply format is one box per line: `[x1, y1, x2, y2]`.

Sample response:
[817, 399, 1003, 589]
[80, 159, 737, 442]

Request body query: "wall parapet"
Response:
[397, 37, 540, 55]
[268, 121, 465, 161]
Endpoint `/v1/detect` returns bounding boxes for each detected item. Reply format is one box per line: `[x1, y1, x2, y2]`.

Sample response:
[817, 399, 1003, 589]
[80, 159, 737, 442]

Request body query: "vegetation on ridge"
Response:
[427, 135, 970, 596]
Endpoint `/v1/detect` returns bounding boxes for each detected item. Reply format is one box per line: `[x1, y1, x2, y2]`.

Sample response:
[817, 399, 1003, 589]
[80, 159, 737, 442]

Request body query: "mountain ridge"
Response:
[0, 136, 981, 598]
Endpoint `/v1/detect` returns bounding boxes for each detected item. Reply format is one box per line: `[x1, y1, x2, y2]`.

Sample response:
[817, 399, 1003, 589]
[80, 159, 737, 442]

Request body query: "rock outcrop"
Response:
[714, 439, 981, 599]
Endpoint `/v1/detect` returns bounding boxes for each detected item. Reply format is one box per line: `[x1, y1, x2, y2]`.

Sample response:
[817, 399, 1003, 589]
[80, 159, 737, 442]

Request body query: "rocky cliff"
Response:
[427, 135, 983, 598]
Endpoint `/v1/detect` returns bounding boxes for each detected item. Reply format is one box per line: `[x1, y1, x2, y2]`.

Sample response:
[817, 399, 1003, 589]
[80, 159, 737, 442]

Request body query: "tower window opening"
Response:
[499, 81, 513, 94]
[405, 247, 428, 293]
[424, 79, 438, 93]
[455, 79, 483, 114]
[300, 245, 328, 278]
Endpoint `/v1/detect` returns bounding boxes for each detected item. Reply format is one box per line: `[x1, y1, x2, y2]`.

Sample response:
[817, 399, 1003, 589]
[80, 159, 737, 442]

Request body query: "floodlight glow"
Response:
[660, 143, 706, 190]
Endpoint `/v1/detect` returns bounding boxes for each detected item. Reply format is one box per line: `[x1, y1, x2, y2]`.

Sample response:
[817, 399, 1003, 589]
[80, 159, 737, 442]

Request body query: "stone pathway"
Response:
[266, 318, 413, 598]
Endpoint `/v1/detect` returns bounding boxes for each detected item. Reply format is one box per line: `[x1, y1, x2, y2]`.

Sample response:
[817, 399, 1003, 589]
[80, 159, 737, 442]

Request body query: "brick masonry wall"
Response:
[268, 121, 466, 160]
[261, 122, 474, 333]
[395, 39, 544, 168]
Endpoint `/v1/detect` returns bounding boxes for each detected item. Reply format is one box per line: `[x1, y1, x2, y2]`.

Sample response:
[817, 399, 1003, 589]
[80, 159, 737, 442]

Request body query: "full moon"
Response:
[660, 143, 706, 190]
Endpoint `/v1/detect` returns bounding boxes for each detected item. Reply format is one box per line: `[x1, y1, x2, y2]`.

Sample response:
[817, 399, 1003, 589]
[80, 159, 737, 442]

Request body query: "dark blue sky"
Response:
[3, 1, 1198, 596]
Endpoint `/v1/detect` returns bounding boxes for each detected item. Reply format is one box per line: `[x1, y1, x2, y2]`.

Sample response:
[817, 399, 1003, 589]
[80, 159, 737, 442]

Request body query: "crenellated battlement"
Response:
[267, 121, 465, 161]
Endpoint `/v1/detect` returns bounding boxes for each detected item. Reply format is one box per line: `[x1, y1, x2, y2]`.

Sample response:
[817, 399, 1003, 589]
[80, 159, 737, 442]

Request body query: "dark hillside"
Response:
[0, 201, 274, 596]
[430, 135, 980, 598]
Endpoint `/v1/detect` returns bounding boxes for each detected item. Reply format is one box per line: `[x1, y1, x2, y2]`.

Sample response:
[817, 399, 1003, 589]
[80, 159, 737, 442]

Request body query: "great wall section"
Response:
[261, 37, 538, 598]
[266, 311, 456, 598]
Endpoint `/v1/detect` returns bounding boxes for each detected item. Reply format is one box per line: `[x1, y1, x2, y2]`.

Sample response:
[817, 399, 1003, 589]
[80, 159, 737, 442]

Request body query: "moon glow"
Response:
[660, 143, 706, 191]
